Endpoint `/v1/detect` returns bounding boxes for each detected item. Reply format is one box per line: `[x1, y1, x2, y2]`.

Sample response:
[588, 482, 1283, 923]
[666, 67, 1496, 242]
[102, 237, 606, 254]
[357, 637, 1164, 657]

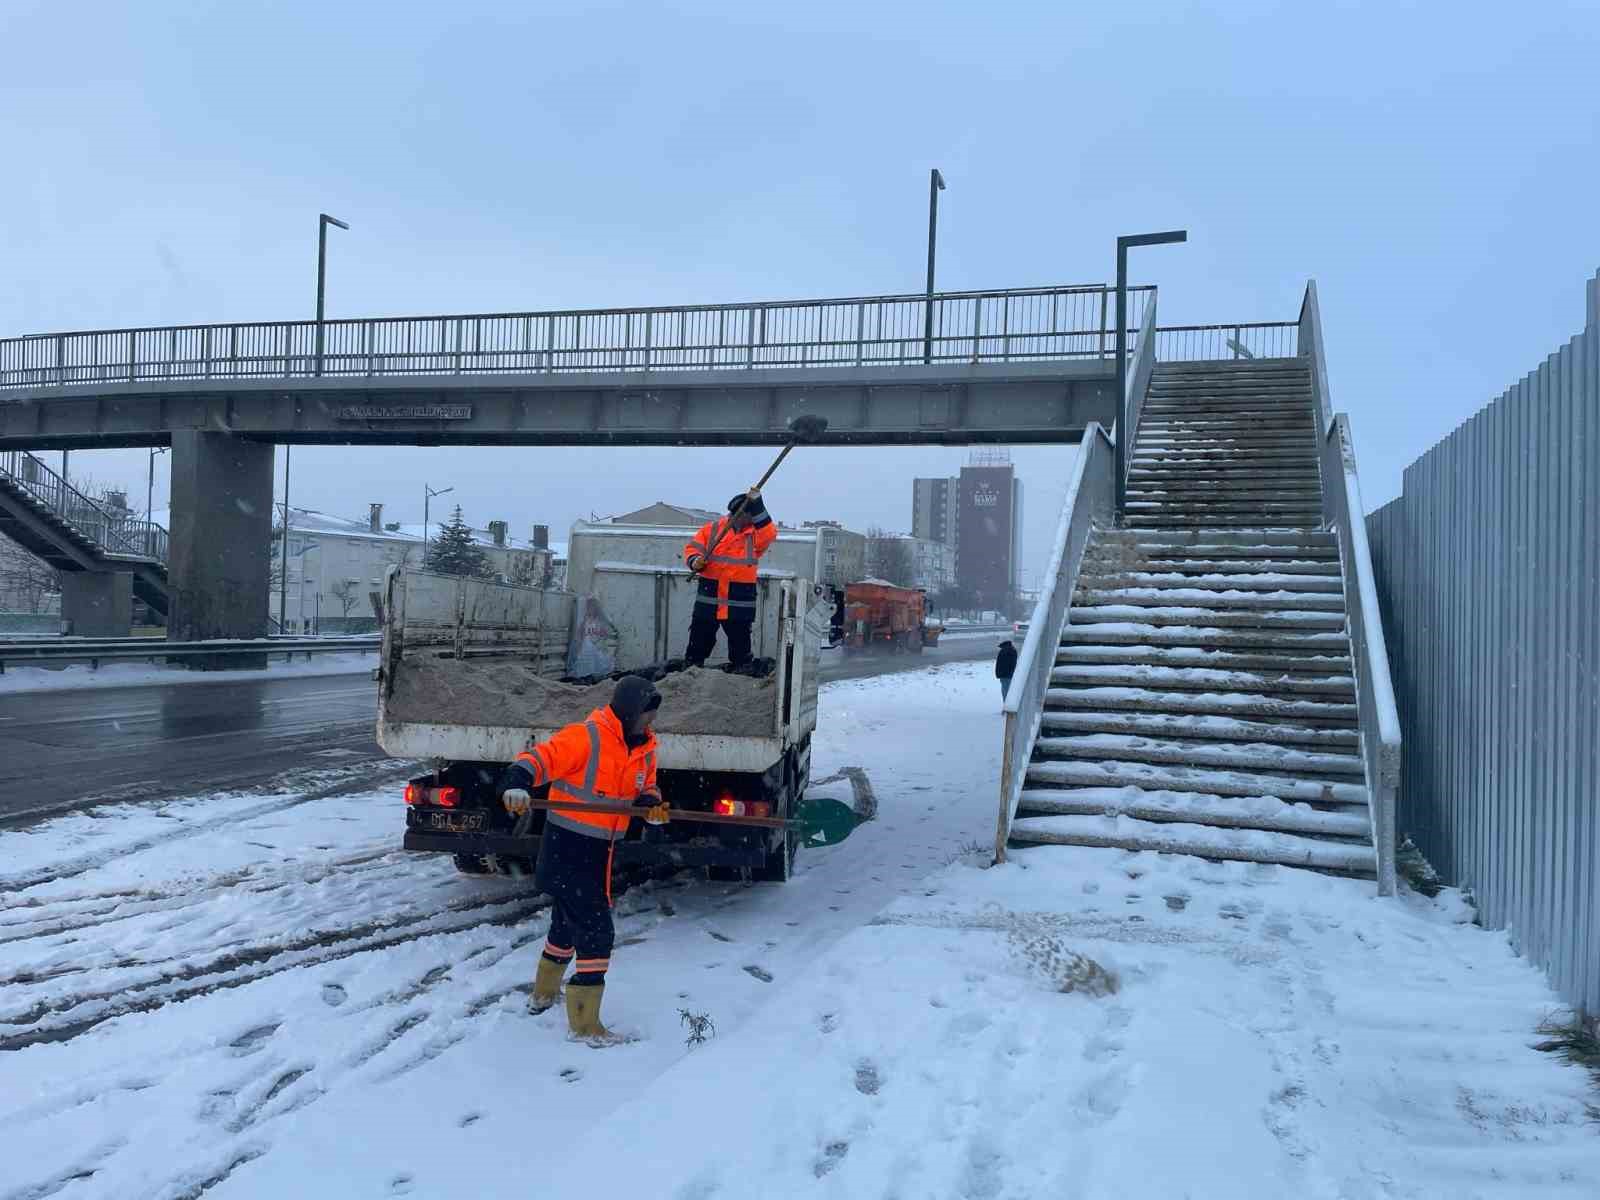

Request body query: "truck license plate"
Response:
[425, 810, 485, 833]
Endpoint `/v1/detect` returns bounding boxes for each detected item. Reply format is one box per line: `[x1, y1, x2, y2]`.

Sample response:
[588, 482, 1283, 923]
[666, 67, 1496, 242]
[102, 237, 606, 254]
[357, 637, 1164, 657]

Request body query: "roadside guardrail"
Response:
[0, 635, 380, 673]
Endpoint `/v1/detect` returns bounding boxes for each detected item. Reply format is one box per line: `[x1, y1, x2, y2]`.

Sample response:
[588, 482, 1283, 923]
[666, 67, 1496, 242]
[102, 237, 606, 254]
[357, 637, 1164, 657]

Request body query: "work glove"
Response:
[687, 554, 707, 573]
[747, 486, 761, 499]
[634, 795, 670, 825]
[502, 787, 532, 816]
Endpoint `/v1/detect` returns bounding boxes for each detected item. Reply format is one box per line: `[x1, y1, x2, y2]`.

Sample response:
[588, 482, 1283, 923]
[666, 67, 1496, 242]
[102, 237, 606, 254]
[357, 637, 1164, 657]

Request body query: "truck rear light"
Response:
[713, 796, 771, 818]
[405, 783, 460, 808]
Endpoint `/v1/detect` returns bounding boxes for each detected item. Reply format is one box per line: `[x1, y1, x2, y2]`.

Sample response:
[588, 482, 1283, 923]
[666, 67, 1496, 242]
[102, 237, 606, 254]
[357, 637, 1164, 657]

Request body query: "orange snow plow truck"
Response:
[838, 580, 942, 653]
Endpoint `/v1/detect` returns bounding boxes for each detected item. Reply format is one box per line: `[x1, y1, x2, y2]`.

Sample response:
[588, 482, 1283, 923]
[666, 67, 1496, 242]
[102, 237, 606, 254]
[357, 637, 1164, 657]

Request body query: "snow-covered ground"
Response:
[2, 663, 1595, 1199]
[0, 651, 378, 695]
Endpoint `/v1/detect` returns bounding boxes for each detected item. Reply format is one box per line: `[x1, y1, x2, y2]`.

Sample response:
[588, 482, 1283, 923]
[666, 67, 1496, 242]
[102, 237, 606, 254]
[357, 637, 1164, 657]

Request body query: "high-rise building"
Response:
[911, 476, 960, 549]
[955, 450, 1023, 617]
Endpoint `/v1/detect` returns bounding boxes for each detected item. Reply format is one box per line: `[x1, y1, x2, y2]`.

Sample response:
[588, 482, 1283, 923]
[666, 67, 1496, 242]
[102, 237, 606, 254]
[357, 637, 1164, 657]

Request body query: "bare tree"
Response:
[864, 528, 915, 588]
[0, 540, 61, 613]
[329, 579, 362, 618]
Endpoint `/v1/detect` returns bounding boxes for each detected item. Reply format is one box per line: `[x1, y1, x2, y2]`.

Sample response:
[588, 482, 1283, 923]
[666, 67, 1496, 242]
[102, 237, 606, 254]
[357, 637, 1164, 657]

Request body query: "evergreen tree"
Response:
[424, 506, 493, 578]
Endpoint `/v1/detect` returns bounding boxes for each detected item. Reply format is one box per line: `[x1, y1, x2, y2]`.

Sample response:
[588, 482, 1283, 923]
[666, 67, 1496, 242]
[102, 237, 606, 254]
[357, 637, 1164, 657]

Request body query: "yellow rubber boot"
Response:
[527, 956, 566, 1015]
[565, 982, 615, 1042]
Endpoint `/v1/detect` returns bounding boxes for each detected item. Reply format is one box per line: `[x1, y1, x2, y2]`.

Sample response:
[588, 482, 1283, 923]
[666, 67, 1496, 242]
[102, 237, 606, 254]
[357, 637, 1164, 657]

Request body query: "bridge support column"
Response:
[60, 571, 133, 637]
[168, 431, 274, 668]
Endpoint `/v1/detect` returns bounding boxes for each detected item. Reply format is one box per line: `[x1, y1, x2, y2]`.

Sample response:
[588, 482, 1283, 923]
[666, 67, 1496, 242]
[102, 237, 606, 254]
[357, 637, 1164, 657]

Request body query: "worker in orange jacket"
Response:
[498, 675, 668, 1041]
[683, 487, 779, 667]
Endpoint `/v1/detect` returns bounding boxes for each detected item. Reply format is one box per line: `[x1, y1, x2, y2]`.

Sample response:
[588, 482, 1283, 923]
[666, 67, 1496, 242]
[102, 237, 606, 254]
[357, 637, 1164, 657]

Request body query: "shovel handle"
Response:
[518, 796, 796, 830]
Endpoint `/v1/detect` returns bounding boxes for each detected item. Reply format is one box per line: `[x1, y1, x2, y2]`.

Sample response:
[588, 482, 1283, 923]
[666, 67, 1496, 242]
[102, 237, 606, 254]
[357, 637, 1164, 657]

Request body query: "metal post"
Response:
[923, 168, 945, 364]
[1114, 243, 1128, 518]
[315, 213, 349, 377]
[1113, 230, 1188, 519]
[278, 448, 291, 632]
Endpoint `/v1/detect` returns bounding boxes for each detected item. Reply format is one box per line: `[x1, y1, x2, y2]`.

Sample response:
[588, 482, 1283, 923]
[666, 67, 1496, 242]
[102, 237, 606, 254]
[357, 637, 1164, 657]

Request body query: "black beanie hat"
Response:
[728, 493, 767, 517]
[610, 674, 662, 724]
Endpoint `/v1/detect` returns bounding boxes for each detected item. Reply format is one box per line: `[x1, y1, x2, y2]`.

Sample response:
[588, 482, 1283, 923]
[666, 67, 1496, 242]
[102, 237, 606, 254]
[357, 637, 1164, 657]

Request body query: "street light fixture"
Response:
[923, 168, 946, 364]
[1114, 229, 1188, 517]
[424, 484, 455, 551]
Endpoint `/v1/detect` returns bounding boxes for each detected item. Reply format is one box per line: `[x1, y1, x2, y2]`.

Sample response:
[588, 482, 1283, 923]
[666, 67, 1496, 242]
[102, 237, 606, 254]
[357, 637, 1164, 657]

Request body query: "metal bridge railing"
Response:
[0, 285, 1154, 389]
[1154, 321, 1299, 361]
[0, 450, 168, 563]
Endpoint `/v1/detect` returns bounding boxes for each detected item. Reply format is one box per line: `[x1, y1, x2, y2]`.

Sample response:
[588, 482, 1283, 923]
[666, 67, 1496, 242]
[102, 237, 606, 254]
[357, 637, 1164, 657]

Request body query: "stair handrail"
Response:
[1300, 280, 1400, 897]
[1114, 290, 1160, 515]
[995, 422, 1117, 861]
[0, 450, 168, 564]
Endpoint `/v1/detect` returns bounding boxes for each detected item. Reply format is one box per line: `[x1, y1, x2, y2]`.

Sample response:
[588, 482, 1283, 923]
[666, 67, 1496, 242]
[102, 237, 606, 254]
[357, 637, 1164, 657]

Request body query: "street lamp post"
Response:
[1114, 230, 1188, 517]
[923, 168, 946, 364]
[424, 484, 454, 554]
[279, 212, 350, 632]
[315, 212, 350, 378]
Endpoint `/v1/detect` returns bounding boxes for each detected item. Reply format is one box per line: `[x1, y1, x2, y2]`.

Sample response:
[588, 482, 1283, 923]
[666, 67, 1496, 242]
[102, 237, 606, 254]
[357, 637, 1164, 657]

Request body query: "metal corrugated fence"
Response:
[1366, 269, 1600, 1015]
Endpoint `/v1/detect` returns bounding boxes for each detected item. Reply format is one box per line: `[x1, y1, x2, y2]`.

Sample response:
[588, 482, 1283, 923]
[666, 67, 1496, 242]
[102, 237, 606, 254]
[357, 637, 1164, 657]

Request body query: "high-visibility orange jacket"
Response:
[512, 706, 660, 841]
[684, 508, 778, 620]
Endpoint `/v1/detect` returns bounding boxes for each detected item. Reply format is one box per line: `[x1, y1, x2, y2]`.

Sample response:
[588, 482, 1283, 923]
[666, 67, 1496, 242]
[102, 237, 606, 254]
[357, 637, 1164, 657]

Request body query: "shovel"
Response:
[690, 415, 830, 577]
[511, 792, 860, 846]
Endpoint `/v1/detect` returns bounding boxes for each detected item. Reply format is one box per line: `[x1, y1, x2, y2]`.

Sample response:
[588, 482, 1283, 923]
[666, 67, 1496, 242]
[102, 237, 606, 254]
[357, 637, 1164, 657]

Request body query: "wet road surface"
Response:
[0, 637, 995, 825]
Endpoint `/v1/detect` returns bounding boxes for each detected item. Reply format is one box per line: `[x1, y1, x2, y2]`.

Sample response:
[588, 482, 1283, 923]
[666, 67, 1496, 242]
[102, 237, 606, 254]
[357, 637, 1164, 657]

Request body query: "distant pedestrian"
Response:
[996, 640, 1017, 703]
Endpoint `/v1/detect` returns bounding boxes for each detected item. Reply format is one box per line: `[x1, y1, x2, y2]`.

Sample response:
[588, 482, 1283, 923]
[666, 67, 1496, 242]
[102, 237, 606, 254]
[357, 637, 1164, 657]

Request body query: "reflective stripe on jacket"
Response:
[683, 512, 778, 620]
[513, 706, 660, 840]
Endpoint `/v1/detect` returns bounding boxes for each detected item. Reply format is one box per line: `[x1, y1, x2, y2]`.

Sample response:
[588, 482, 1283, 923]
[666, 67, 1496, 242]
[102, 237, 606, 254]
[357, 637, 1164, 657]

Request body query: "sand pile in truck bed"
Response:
[386, 656, 780, 737]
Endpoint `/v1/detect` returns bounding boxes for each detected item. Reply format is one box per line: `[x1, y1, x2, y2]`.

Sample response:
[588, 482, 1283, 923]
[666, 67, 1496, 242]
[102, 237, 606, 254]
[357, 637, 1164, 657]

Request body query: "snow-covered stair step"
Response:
[1068, 605, 1346, 631]
[1025, 759, 1369, 807]
[1127, 470, 1323, 487]
[1143, 398, 1314, 412]
[1124, 477, 1324, 493]
[1044, 686, 1358, 724]
[1096, 529, 1337, 549]
[1076, 560, 1340, 582]
[1123, 502, 1326, 518]
[1056, 642, 1352, 674]
[1113, 549, 1339, 568]
[1060, 622, 1350, 652]
[1007, 813, 1376, 875]
[1138, 433, 1315, 448]
[1125, 515, 1324, 530]
[1133, 447, 1316, 462]
[1032, 733, 1363, 777]
[1074, 571, 1343, 594]
[1051, 663, 1354, 698]
[1014, 787, 1372, 839]
[1072, 588, 1344, 613]
[1037, 708, 1361, 750]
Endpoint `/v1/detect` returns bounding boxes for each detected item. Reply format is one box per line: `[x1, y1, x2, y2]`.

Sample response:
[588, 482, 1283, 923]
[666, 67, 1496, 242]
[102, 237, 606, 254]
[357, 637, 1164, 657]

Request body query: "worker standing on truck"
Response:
[683, 486, 778, 668]
[498, 675, 670, 1041]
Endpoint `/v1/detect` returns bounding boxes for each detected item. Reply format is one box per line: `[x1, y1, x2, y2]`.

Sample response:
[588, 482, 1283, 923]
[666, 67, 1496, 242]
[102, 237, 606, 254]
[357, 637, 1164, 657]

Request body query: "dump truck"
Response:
[377, 542, 829, 883]
[839, 580, 943, 653]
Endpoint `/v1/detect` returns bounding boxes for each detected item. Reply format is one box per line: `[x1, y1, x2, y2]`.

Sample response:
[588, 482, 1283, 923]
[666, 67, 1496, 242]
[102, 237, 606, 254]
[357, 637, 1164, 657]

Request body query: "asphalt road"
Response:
[0, 636, 995, 826]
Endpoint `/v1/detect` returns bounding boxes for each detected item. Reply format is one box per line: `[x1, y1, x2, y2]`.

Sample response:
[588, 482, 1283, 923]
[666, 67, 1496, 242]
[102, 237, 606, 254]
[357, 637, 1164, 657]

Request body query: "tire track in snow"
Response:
[0, 763, 418, 895]
[0, 890, 552, 1051]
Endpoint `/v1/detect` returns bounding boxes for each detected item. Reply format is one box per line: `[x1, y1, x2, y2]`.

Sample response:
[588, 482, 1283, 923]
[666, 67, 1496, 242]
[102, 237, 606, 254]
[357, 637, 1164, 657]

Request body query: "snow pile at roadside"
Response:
[0, 650, 378, 694]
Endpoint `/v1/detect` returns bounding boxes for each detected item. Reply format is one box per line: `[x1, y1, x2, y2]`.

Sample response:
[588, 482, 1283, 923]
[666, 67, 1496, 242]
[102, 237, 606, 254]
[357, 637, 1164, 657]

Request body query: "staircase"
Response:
[1007, 359, 1378, 877]
[0, 451, 169, 618]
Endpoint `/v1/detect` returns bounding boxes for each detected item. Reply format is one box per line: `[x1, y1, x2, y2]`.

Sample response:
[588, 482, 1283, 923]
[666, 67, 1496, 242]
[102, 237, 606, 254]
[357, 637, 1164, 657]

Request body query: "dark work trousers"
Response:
[686, 605, 753, 667]
[535, 820, 617, 985]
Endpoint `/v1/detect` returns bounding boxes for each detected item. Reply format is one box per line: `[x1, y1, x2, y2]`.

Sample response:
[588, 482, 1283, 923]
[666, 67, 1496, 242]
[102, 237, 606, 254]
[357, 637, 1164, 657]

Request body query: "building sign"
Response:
[338, 403, 473, 421]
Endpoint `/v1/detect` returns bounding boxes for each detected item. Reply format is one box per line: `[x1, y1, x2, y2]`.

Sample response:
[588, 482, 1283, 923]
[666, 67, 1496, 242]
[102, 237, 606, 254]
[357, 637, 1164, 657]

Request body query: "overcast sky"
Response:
[5, 0, 1597, 586]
